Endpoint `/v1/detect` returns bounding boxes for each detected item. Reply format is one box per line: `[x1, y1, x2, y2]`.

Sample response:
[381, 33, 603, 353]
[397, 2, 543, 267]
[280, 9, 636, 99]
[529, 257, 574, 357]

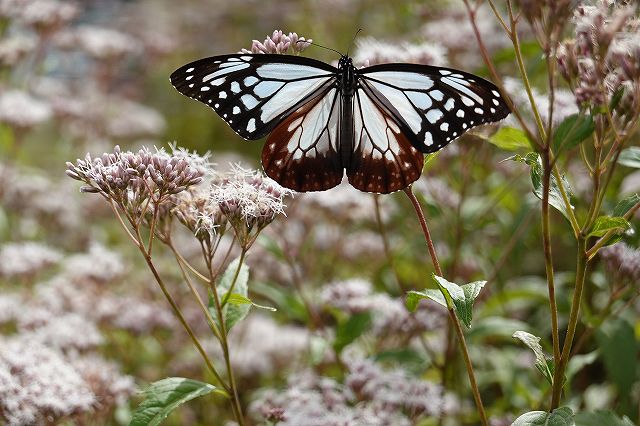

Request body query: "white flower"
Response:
[354, 37, 448, 67]
[0, 242, 62, 278]
[0, 90, 52, 128]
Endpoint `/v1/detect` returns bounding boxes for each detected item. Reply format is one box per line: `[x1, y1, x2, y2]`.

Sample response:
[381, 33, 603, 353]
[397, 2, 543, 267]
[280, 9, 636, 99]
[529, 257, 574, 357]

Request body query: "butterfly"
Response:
[170, 53, 510, 193]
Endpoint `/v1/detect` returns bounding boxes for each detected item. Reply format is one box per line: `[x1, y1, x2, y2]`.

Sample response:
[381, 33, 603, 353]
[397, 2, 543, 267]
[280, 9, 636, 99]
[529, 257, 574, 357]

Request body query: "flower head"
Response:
[354, 37, 447, 67]
[241, 30, 312, 55]
[0, 90, 52, 129]
[66, 145, 205, 217]
[210, 164, 293, 249]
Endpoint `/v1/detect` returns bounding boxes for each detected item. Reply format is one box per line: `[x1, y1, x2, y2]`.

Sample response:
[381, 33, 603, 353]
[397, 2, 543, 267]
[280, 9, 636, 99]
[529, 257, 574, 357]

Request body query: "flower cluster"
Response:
[241, 30, 312, 55]
[557, 1, 639, 117]
[599, 242, 640, 284]
[210, 165, 293, 249]
[66, 145, 204, 212]
[354, 37, 447, 67]
[0, 242, 62, 280]
[0, 90, 52, 129]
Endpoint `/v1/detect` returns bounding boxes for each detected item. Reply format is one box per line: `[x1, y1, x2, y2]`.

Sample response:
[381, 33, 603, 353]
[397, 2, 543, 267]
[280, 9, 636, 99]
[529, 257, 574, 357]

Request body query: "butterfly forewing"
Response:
[262, 88, 344, 192]
[170, 54, 338, 140]
[357, 64, 510, 153]
[347, 89, 424, 193]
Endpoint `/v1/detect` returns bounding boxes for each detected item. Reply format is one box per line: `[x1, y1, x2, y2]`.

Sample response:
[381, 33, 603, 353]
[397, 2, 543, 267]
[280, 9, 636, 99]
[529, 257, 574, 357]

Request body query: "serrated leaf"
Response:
[618, 147, 640, 168]
[613, 194, 640, 217]
[333, 312, 371, 353]
[129, 378, 222, 426]
[587, 216, 631, 238]
[210, 257, 250, 332]
[433, 275, 486, 328]
[512, 407, 574, 426]
[552, 114, 595, 154]
[488, 126, 531, 151]
[406, 289, 446, 312]
[574, 410, 635, 426]
[512, 331, 554, 384]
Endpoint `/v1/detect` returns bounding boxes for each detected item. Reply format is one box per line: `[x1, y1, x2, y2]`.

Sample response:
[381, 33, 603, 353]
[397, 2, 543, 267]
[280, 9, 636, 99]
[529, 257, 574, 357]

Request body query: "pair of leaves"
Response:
[208, 257, 275, 333]
[130, 378, 224, 426]
[406, 275, 486, 328]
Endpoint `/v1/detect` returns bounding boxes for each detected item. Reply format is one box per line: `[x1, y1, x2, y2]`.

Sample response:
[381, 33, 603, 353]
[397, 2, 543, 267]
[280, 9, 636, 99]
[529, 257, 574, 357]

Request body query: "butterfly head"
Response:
[338, 55, 353, 70]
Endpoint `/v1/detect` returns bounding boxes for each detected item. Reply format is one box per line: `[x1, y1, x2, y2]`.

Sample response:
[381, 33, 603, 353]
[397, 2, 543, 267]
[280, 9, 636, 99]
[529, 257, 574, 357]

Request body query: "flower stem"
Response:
[403, 187, 488, 426]
[551, 236, 587, 409]
[541, 151, 561, 376]
[206, 249, 245, 425]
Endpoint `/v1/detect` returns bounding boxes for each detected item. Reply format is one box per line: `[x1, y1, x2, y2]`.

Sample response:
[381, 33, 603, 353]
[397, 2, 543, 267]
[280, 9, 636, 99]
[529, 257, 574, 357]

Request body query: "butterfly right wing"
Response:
[170, 54, 339, 140]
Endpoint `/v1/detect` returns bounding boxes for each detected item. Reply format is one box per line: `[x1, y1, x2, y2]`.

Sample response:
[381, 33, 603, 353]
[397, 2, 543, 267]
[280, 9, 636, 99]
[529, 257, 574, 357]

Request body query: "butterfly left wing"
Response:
[356, 64, 510, 153]
[170, 54, 338, 140]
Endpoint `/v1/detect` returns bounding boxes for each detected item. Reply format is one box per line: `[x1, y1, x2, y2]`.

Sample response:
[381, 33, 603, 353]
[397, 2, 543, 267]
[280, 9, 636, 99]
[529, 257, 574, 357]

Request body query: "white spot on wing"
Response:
[440, 122, 449, 131]
[186, 67, 194, 73]
[201, 86, 210, 92]
[444, 98, 455, 111]
[426, 109, 443, 124]
[240, 94, 259, 109]
[474, 107, 484, 114]
[210, 78, 225, 86]
[441, 76, 484, 104]
[203, 62, 250, 82]
[365, 71, 434, 90]
[231, 82, 241, 93]
[247, 118, 256, 132]
[244, 76, 258, 86]
[254, 81, 285, 98]
[407, 91, 432, 109]
[429, 90, 444, 101]
[456, 109, 465, 118]
[219, 91, 227, 99]
[186, 75, 193, 81]
[233, 106, 241, 114]
[425, 132, 433, 146]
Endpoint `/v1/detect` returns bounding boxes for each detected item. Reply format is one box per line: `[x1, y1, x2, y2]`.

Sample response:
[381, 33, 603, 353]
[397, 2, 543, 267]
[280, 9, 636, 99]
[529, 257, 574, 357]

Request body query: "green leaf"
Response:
[433, 275, 486, 328]
[587, 216, 631, 238]
[512, 331, 554, 384]
[552, 114, 595, 154]
[613, 194, 640, 217]
[618, 147, 640, 168]
[333, 312, 371, 353]
[574, 410, 635, 426]
[424, 151, 441, 167]
[513, 152, 574, 220]
[226, 292, 276, 311]
[210, 257, 250, 332]
[406, 289, 446, 312]
[512, 407, 574, 426]
[488, 126, 532, 151]
[129, 378, 223, 426]
[596, 318, 638, 399]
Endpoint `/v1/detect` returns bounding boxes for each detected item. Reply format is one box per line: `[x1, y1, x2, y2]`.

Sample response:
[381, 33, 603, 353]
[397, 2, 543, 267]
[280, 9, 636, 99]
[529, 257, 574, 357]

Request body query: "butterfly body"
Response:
[171, 53, 509, 193]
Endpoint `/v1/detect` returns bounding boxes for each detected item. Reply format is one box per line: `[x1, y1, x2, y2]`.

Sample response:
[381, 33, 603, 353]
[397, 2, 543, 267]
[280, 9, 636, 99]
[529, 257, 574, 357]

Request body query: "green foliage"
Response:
[333, 312, 372, 353]
[407, 275, 485, 328]
[511, 153, 574, 220]
[596, 318, 638, 401]
[613, 194, 640, 217]
[209, 257, 250, 332]
[618, 147, 640, 168]
[488, 126, 532, 151]
[130, 378, 223, 426]
[512, 406, 574, 426]
[587, 216, 631, 238]
[552, 114, 595, 155]
[512, 331, 554, 384]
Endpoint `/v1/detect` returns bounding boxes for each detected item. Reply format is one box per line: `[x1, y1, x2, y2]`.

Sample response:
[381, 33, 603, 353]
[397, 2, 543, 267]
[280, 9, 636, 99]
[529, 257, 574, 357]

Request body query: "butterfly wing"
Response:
[357, 64, 510, 153]
[262, 87, 343, 192]
[170, 54, 339, 140]
[347, 89, 424, 193]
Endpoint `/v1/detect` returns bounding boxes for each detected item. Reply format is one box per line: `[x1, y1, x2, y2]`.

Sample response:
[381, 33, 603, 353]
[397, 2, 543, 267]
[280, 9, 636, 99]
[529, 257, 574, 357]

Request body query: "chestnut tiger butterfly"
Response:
[170, 53, 509, 193]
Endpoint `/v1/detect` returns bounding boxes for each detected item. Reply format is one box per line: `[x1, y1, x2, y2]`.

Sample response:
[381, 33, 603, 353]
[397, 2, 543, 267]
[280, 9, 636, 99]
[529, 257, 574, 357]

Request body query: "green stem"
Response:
[221, 249, 247, 307]
[541, 151, 561, 373]
[206, 249, 245, 425]
[551, 236, 587, 409]
[403, 187, 488, 426]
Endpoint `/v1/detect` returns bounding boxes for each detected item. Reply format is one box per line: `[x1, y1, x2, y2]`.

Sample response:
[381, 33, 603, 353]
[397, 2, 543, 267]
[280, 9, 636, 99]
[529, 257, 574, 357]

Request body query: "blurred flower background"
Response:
[1, 0, 639, 425]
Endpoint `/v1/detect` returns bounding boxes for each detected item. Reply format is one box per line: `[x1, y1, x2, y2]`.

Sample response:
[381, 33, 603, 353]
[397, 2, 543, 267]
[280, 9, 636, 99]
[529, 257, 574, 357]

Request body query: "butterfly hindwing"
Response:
[262, 88, 344, 192]
[347, 88, 424, 193]
[357, 64, 510, 153]
[170, 54, 338, 140]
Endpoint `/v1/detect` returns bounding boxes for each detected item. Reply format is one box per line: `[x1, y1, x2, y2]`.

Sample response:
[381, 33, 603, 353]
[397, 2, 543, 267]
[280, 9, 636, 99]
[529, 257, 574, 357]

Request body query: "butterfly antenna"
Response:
[346, 28, 362, 57]
[297, 40, 343, 57]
